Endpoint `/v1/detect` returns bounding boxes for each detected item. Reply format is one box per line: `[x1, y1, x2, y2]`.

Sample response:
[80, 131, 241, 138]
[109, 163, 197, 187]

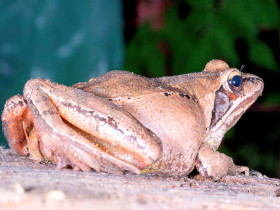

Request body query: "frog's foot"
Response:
[2, 79, 162, 174]
[195, 144, 249, 180]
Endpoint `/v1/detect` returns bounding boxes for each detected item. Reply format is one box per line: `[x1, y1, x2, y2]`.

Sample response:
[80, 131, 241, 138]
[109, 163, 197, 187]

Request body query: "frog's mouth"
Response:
[210, 76, 264, 130]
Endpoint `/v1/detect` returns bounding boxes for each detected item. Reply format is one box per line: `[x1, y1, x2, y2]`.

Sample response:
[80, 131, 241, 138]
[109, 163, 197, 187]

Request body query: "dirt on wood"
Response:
[0, 147, 279, 210]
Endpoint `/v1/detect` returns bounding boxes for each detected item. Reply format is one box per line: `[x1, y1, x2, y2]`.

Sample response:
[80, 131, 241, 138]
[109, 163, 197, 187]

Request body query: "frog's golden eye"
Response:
[227, 70, 242, 91]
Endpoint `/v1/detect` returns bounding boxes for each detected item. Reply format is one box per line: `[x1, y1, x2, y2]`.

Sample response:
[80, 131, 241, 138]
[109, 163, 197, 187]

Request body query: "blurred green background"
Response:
[1, 0, 280, 178]
[0, 1, 124, 142]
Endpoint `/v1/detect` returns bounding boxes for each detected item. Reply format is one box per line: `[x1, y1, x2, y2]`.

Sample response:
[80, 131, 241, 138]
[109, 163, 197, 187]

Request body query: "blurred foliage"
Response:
[221, 127, 278, 176]
[125, 0, 279, 76]
[0, 0, 124, 146]
[125, 0, 280, 177]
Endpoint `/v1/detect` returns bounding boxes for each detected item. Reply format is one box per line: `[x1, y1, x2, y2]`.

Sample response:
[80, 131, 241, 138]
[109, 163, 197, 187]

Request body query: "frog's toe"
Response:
[56, 155, 72, 169]
[249, 169, 263, 177]
[63, 144, 101, 172]
[53, 141, 137, 174]
[98, 159, 124, 175]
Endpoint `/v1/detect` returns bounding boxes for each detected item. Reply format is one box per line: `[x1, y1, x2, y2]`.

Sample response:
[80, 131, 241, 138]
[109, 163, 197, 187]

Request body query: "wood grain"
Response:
[0, 147, 279, 210]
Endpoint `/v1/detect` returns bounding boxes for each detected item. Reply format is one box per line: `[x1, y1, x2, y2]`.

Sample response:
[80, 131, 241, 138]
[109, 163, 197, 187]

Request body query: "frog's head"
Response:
[201, 60, 264, 149]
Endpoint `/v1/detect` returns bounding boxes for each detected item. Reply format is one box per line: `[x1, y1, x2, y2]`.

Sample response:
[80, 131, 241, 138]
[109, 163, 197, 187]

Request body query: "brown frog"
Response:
[1, 60, 264, 180]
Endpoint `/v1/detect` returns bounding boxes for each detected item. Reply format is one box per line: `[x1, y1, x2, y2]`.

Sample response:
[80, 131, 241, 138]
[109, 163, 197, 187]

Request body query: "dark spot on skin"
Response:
[108, 99, 113, 101]
[87, 110, 95, 115]
[106, 116, 119, 130]
[42, 110, 57, 116]
[127, 97, 131, 100]
[164, 92, 170, 96]
[17, 100, 24, 107]
[179, 93, 190, 99]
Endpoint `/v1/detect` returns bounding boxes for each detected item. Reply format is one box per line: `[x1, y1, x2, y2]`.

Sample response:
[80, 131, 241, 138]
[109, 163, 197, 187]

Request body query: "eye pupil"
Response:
[231, 75, 242, 87]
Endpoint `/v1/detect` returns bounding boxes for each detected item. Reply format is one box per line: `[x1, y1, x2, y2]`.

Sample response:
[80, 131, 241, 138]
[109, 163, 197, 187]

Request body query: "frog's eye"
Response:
[227, 71, 242, 91]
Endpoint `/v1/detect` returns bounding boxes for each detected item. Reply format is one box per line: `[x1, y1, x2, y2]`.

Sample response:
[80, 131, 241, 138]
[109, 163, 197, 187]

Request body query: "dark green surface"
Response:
[0, 0, 124, 146]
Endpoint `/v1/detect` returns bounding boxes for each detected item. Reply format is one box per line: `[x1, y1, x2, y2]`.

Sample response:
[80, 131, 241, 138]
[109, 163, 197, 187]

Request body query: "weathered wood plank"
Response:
[0, 147, 279, 210]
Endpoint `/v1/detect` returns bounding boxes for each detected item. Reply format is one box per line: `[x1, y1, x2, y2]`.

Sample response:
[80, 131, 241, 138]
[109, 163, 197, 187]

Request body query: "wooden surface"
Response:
[0, 147, 280, 210]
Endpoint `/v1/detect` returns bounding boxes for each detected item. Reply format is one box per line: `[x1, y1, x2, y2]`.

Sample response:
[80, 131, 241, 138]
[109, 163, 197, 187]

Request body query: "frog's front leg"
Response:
[2, 79, 162, 174]
[196, 144, 249, 180]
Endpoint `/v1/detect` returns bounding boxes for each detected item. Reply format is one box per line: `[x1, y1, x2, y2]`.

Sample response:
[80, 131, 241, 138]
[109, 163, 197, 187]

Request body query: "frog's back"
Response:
[73, 70, 163, 98]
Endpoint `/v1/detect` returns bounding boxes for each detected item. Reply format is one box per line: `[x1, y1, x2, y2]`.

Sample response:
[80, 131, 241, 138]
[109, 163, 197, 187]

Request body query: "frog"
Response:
[1, 60, 264, 180]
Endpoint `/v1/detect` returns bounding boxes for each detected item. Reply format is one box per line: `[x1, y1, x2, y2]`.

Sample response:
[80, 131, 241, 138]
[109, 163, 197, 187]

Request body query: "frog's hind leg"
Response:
[21, 79, 162, 174]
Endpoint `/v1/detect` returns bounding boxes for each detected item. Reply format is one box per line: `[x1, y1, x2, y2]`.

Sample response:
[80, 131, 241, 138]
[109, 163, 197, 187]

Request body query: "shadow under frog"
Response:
[1, 60, 264, 180]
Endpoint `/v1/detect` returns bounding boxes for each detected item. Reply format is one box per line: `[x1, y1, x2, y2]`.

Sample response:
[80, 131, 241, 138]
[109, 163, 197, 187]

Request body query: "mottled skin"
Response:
[1, 60, 264, 179]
